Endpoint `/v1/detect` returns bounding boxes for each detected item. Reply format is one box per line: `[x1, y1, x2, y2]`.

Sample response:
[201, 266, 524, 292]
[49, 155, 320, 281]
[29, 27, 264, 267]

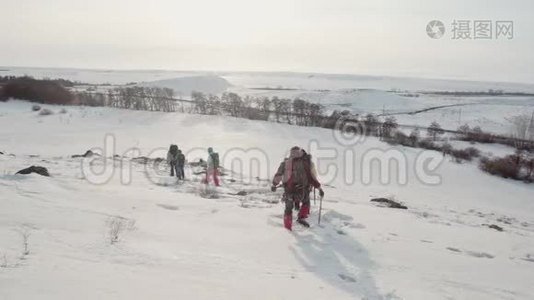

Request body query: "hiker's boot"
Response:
[298, 203, 310, 219]
[283, 214, 292, 231]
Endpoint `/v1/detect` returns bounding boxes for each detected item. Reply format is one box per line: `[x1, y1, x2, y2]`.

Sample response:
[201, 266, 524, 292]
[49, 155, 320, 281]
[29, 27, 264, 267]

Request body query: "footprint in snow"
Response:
[157, 204, 179, 211]
[322, 210, 354, 222]
[446, 247, 494, 259]
[338, 273, 357, 283]
[343, 222, 365, 229]
[466, 251, 494, 259]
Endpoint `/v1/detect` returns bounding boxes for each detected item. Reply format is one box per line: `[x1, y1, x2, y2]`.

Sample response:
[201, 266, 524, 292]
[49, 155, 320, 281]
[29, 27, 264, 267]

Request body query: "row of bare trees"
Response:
[191, 92, 269, 120]
[73, 87, 534, 152]
[76, 87, 176, 112]
[455, 123, 534, 151]
[191, 92, 324, 125]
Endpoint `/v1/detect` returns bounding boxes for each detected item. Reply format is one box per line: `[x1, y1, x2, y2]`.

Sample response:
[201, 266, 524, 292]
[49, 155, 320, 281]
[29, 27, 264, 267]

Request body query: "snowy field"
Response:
[1, 100, 534, 299]
[2, 67, 534, 135]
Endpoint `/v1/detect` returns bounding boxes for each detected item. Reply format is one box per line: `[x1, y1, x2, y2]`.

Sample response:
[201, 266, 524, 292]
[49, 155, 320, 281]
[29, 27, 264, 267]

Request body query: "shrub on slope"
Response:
[0, 77, 74, 104]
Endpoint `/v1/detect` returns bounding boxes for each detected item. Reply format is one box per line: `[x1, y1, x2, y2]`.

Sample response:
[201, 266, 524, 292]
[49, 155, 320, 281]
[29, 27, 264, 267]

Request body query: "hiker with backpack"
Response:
[272, 146, 324, 230]
[177, 149, 186, 180]
[203, 147, 220, 186]
[167, 144, 180, 177]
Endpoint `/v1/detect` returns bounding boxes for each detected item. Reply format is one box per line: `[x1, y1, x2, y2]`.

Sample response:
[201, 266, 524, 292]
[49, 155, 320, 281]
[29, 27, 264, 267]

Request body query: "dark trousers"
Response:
[177, 165, 185, 180]
[170, 162, 179, 177]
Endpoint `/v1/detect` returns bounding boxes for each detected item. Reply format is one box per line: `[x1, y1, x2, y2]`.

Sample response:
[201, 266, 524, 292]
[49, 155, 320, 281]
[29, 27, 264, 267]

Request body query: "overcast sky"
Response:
[1, 0, 533, 83]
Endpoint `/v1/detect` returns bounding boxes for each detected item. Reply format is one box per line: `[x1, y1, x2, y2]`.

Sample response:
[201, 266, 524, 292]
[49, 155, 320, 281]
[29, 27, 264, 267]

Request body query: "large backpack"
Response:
[284, 156, 311, 191]
[210, 152, 220, 169]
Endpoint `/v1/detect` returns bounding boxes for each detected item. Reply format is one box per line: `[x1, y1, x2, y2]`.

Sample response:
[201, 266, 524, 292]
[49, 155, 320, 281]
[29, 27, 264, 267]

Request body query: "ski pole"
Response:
[318, 194, 324, 225]
[313, 188, 316, 205]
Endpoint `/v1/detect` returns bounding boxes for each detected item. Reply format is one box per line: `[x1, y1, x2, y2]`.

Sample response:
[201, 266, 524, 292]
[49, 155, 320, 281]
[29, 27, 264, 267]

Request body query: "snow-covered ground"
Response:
[1, 100, 534, 299]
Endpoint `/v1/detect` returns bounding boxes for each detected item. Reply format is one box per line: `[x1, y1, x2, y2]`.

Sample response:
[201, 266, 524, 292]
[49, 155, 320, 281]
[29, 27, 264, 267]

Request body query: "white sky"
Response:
[1, 0, 533, 83]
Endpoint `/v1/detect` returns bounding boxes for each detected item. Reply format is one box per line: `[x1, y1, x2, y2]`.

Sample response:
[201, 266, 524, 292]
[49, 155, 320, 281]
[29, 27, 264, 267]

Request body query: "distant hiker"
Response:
[272, 146, 324, 230]
[167, 144, 179, 177]
[177, 149, 186, 180]
[203, 147, 220, 186]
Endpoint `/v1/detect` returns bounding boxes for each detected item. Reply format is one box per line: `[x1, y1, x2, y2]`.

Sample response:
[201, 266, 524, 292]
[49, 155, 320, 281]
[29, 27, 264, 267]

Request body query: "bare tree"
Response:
[364, 114, 380, 136]
[427, 121, 445, 141]
[381, 116, 398, 139]
[1, 253, 7, 268]
[192, 91, 208, 114]
[509, 112, 534, 141]
[409, 127, 420, 146]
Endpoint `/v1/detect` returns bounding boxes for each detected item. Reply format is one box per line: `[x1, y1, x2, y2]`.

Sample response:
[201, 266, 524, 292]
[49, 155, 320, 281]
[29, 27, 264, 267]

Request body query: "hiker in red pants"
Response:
[203, 147, 220, 186]
[272, 146, 324, 230]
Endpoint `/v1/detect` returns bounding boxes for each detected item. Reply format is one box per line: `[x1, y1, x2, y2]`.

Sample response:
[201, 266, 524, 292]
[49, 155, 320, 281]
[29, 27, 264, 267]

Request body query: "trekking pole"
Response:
[318, 193, 324, 225]
[313, 188, 316, 205]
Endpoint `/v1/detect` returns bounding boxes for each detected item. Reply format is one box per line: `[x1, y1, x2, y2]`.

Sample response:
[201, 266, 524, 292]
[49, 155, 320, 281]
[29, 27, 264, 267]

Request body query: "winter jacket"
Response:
[167, 151, 179, 164]
[177, 153, 186, 166]
[207, 153, 214, 170]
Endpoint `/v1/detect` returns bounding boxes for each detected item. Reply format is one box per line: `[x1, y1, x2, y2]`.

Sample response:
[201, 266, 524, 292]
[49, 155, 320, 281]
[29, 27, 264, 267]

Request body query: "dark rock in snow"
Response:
[72, 150, 95, 158]
[16, 165, 50, 177]
[132, 156, 149, 164]
[338, 274, 356, 282]
[131, 156, 164, 164]
[190, 159, 206, 167]
[370, 198, 408, 209]
[484, 224, 504, 232]
[236, 191, 248, 196]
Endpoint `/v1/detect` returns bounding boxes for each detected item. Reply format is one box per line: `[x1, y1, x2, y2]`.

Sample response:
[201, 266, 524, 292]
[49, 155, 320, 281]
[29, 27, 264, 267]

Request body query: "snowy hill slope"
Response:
[1, 100, 534, 299]
[139, 75, 231, 96]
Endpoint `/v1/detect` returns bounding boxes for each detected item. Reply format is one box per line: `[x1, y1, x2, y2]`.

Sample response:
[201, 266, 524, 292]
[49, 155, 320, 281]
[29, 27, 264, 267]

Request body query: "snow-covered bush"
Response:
[2, 77, 74, 104]
[480, 155, 521, 180]
[16, 228, 31, 258]
[418, 139, 442, 151]
[106, 216, 135, 245]
[450, 147, 480, 162]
